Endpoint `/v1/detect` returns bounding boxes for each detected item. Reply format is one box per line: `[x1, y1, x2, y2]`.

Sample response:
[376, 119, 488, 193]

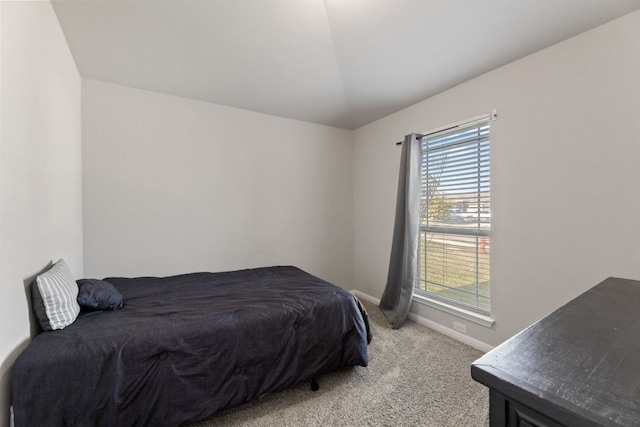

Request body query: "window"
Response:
[415, 117, 490, 314]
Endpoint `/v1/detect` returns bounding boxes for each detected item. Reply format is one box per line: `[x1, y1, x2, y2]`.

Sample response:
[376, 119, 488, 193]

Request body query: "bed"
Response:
[11, 265, 371, 427]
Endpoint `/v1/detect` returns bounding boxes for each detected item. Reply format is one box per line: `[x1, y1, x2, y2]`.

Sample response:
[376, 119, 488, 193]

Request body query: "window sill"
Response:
[412, 294, 495, 328]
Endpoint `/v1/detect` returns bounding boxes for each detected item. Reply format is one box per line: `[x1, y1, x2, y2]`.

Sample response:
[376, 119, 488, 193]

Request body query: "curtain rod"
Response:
[395, 109, 497, 145]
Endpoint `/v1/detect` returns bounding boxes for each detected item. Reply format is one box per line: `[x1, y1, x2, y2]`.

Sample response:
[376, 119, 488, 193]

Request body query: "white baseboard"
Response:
[351, 289, 380, 305]
[351, 290, 493, 353]
[406, 312, 494, 353]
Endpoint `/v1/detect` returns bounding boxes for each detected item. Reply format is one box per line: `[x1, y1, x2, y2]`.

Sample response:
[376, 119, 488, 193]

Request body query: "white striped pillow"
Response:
[34, 259, 80, 331]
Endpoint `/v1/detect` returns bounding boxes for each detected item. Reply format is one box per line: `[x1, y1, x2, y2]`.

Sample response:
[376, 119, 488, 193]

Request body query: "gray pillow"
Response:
[32, 259, 80, 331]
[76, 279, 124, 311]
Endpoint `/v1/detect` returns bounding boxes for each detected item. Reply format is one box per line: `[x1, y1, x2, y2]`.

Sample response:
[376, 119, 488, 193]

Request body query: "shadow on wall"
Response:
[23, 263, 51, 339]
[0, 262, 52, 427]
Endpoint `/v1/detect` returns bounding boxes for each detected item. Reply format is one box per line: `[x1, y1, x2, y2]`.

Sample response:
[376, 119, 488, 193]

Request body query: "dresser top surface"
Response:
[472, 277, 640, 426]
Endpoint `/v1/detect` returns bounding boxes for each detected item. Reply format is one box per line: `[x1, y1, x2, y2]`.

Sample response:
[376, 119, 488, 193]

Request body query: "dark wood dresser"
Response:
[471, 277, 640, 426]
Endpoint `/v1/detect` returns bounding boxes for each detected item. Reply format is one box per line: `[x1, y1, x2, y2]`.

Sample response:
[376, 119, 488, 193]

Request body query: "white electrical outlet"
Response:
[453, 321, 466, 334]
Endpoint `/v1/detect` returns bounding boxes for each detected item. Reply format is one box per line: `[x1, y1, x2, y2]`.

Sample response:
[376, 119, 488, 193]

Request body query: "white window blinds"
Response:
[416, 117, 491, 314]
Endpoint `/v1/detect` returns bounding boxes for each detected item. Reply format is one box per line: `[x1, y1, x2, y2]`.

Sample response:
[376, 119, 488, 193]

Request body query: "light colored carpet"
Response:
[191, 300, 490, 427]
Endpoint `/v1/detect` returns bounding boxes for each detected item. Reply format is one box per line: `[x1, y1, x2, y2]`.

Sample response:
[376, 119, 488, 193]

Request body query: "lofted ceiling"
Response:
[52, 0, 640, 130]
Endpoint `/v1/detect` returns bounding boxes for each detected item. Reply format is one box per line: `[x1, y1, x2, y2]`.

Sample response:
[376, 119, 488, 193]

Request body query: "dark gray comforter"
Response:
[12, 266, 370, 426]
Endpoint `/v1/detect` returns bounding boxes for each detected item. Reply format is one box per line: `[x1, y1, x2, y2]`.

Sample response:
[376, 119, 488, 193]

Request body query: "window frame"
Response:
[414, 114, 492, 318]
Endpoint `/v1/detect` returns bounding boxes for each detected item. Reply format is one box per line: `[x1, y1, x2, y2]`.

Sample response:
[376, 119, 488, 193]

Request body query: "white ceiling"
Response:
[52, 0, 640, 130]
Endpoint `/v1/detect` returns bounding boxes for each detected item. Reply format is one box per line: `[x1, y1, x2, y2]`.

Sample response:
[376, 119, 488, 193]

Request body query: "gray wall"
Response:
[353, 10, 640, 347]
[0, 2, 82, 426]
[82, 80, 354, 288]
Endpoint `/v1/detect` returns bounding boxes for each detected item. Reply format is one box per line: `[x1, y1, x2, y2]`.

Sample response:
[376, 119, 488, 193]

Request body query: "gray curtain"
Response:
[379, 133, 422, 329]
